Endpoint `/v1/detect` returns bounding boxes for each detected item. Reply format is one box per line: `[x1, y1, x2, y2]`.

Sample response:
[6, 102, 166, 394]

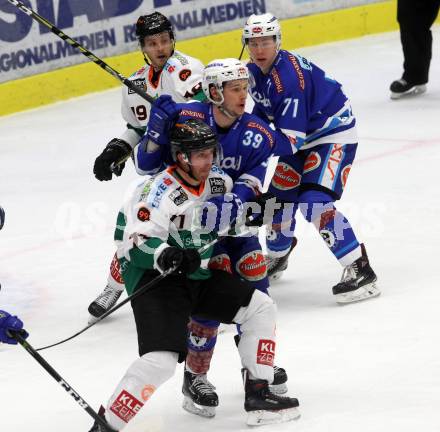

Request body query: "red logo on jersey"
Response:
[271, 69, 283, 93]
[110, 390, 143, 423]
[236, 251, 267, 281]
[271, 162, 301, 190]
[326, 144, 344, 181]
[163, 178, 173, 186]
[209, 253, 232, 274]
[179, 69, 192, 81]
[110, 253, 124, 284]
[304, 152, 321, 173]
[341, 164, 351, 189]
[257, 339, 275, 366]
[137, 207, 150, 222]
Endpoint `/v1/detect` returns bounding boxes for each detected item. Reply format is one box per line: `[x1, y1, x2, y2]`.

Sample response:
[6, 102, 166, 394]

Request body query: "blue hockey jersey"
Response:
[248, 50, 358, 151]
[135, 102, 283, 203]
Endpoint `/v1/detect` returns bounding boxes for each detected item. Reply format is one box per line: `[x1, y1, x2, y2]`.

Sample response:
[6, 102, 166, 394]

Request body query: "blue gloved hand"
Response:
[201, 193, 243, 233]
[0, 310, 28, 345]
[146, 95, 181, 146]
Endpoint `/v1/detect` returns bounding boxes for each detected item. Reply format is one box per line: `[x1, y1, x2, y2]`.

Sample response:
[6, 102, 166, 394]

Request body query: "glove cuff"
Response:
[153, 243, 170, 273]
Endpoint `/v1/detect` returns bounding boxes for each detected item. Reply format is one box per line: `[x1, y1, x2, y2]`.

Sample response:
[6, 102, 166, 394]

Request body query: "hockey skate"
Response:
[182, 370, 218, 418]
[88, 284, 123, 324]
[243, 370, 300, 426]
[332, 244, 380, 304]
[390, 79, 426, 99]
[266, 237, 298, 282]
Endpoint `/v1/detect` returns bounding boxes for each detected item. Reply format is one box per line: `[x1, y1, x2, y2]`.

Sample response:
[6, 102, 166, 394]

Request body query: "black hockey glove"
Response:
[93, 138, 132, 181]
[245, 192, 281, 227]
[157, 247, 201, 275]
[0, 206, 5, 230]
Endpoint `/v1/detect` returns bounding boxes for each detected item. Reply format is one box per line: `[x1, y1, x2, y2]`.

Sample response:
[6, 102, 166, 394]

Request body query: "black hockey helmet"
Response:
[170, 119, 222, 165]
[136, 12, 174, 45]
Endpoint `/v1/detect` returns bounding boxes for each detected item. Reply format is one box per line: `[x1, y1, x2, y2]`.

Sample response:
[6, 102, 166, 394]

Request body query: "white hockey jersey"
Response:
[119, 50, 205, 148]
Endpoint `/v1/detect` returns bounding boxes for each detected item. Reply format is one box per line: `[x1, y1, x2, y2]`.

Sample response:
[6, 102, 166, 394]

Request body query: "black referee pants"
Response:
[397, 0, 440, 84]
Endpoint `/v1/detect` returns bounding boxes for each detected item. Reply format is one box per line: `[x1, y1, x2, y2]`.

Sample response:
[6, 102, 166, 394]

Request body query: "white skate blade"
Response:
[246, 407, 300, 426]
[391, 84, 426, 99]
[182, 396, 216, 418]
[335, 283, 381, 304]
[269, 382, 288, 395]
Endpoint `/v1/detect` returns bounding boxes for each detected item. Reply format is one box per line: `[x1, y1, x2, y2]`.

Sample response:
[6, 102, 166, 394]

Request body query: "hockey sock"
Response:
[233, 291, 276, 383]
[186, 318, 219, 374]
[266, 203, 298, 258]
[107, 252, 125, 292]
[302, 202, 362, 266]
[105, 351, 178, 430]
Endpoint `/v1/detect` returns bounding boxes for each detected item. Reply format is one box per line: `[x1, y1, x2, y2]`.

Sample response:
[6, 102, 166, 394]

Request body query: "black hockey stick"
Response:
[36, 266, 176, 352]
[9, 330, 117, 432]
[7, 0, 154, 105]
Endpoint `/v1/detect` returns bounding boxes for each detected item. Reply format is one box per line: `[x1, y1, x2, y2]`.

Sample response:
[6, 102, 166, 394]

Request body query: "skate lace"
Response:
[192, 375, 216, 395]
[94, 285, 120, 308]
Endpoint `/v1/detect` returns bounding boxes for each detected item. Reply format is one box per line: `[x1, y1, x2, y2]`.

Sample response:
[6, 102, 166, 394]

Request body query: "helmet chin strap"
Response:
[218, 104, 239, 119]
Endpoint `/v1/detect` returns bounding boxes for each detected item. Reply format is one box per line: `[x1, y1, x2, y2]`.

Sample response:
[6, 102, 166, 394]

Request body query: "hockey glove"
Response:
[93, 138, 132, 181]
[157, 247, 201, 275]
[0, 310, 28, 345]
[201, 193, 244, 233]
[146, 95, 181, 146]
[245, 192, 281, 227]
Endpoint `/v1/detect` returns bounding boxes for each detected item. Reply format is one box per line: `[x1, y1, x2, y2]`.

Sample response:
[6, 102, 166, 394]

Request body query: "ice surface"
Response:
[1, 28, 440, 432]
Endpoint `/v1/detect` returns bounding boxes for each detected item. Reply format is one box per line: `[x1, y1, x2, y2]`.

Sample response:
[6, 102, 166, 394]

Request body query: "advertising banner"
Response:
[0, 0, 381, 83]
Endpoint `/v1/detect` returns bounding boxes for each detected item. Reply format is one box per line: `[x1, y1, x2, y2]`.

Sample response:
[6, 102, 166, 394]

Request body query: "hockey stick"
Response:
[9, 330, 116, 432]
[7, 0, 154, 105]
[36, 266, 177, 352]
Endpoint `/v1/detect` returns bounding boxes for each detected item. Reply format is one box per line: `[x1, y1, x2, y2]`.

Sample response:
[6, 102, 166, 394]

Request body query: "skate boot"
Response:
[266, 237, 298, 282]
[390, 79, 426, 99]
[243, 370, 300, 426]
[182, 370, 218, 418]
[332, 243, 380, 304]
[88, 284, 123, 324]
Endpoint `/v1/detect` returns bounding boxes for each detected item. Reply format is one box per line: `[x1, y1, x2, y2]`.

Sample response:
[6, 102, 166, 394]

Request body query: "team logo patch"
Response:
[169, 187, 188, 206]
[128, 78, 146, 94]
[320, 228, 337, 248]
[137, 207, 150, 222]
[141, 385, 156, 402]
[110, 390, 144, 423]
[341, 164, 352, 189]
[209, 253, 232, 273]
[179, 69, 192, 81]
[110, 253, 124, 284]
[257, 339, 275, 366]
[271, 162, 301, 190]
[304, 152, 321, 173]
[319, 209, 336, 231]
[236, 251, 267, 281]
[252, 26, 263, 33]
[209, 177, 226, 194]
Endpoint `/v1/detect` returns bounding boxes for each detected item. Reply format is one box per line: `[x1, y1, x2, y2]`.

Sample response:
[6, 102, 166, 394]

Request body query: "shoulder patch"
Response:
[287, 53, 305, 91]
[137, 207, 150, 222]
[246, 121, 275, 148]
[172, 52, 189, 66]
[148, 175, 174, 208]
[179, 69, 192, 81]
[209, 177, 227, 195]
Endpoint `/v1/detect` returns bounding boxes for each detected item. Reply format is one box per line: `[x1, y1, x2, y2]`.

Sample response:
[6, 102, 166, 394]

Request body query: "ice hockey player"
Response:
[0, 310, 28, 344]
[88, 12, 205, 321]
[135, 59, 293, 416]
[88, 120, 300, 431]
[242, 13, 380, 304]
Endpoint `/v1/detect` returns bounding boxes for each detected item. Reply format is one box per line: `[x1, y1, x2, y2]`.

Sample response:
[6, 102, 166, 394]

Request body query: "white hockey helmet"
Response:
[242, 13, 282, 50]
[202, 58, 250, 105]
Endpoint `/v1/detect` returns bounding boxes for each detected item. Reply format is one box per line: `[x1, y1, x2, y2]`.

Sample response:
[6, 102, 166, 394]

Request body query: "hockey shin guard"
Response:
[233, 290, 276, 383]
[105, 351, 178, 430]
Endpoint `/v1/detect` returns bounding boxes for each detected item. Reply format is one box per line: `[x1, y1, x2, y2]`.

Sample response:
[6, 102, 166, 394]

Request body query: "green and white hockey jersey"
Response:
[119, 50, 205, 148]
[114, 165, 233, 295]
